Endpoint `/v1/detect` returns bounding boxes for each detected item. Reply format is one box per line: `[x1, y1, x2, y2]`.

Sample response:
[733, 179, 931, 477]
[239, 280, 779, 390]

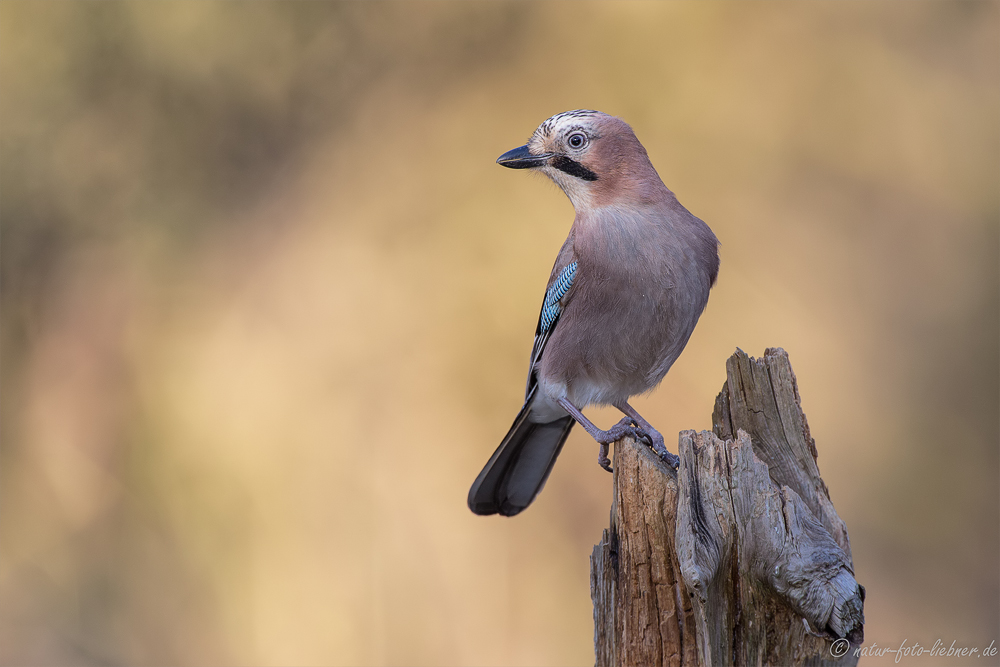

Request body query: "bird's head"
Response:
[497, 110, 662, 210]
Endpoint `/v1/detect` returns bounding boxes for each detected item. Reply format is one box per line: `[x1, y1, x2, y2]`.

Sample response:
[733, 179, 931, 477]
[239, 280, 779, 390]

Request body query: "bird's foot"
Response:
[598, 419, 680, 470]
[598, 442, 613, 473]
[592, 417, 646, 473]
[642, 427, 679, 469]
[600, 416, 647, 443]
[616, 420, 680, 469]
[554, 397, 674, 473]
[590, 419, 683, 471]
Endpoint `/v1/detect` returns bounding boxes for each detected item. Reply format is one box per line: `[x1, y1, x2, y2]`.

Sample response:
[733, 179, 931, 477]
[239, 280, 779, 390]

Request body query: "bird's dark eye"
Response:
[567, 132, 587, 150]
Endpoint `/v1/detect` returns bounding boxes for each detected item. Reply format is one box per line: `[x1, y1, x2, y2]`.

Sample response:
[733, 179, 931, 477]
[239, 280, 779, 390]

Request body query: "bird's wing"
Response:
[524, 258, 578, 400]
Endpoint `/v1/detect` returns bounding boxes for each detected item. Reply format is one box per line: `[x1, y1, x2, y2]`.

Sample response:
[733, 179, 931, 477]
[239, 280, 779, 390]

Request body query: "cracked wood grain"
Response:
[675, 430, 864, 666]
[713, 347, 852, 563]
[591, 436, 698, 667]
[591, 348, 864, 667]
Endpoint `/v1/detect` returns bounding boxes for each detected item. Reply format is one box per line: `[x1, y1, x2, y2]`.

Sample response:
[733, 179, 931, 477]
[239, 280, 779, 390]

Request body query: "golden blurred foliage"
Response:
[1, 2, 997, 665]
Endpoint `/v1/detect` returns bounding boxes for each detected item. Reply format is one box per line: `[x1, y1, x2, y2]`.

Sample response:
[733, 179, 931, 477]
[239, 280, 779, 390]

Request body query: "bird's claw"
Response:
[592, 419, 636, 472]
[598, 445, 613, 473]
[633, 423, 680, 470]
[659, 449, 680, 469]
[591, 417, 680, 472]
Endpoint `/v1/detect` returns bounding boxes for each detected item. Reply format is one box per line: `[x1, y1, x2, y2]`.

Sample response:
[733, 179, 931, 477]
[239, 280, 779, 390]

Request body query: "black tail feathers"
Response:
[468, 398, 574, 517]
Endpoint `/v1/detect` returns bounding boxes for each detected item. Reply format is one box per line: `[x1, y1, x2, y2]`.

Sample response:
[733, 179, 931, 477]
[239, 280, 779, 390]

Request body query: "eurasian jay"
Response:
[469, 110, 719, 517]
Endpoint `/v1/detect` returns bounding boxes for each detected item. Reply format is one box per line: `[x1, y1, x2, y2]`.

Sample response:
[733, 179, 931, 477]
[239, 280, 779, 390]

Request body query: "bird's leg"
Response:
[613, 400, 680, 469]
[556, 397, 644, 473]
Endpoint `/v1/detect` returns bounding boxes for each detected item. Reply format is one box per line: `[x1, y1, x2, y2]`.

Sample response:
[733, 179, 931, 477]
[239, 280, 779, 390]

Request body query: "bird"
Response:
[468, 110, 719, 517]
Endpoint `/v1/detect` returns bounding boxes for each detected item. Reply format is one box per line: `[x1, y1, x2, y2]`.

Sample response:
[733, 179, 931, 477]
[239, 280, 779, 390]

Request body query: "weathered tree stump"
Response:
[591, 348, 864, 667]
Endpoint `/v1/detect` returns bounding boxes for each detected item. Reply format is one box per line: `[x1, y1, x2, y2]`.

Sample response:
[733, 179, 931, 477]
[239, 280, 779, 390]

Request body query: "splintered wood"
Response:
[591, 348, 864, 667]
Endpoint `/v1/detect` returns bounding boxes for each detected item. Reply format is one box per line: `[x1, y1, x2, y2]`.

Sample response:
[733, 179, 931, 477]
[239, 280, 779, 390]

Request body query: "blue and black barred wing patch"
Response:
[524, 261, 578, 399]
[538, 261, 577, 335]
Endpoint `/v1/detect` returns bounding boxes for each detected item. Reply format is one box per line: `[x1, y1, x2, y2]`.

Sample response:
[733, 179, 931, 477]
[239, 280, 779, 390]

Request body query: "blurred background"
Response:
[1, 2, 997, 665]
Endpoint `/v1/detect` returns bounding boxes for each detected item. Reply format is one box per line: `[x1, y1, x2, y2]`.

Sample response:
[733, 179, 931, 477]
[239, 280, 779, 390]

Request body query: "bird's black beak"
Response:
[497, 144, 549, 169]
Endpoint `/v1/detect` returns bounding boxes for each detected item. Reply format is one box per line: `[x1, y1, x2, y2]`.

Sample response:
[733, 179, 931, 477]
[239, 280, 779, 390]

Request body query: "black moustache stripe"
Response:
[551, 156, 598, 181]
